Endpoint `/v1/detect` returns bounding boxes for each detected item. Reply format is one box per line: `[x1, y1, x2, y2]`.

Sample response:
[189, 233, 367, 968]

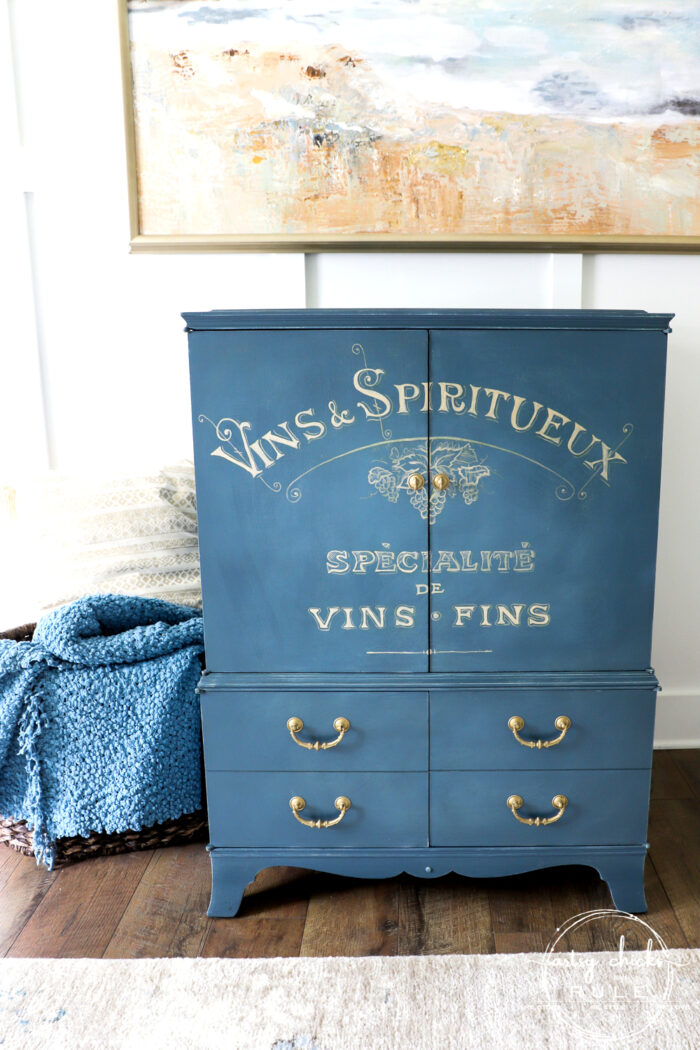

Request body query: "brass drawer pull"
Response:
[286, 716, 350, 750]
[433, 472, 450, 490]
[289, 795, 351, 829]
[507, 794, 568, 826]
[407, 473, 425, 491]
[508, 715, 571, 749]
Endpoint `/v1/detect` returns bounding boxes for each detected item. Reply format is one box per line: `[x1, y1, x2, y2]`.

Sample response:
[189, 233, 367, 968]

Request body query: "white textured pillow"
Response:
[10, 463, 201, 621]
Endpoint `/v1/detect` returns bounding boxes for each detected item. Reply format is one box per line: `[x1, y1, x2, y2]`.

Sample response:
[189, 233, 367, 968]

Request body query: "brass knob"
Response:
[433, 473, 450, 490]
[289, 795, 351, 829]
[407, 473, 425, 491]
[286, 716, 350, 750]
[508, 715, 571, 750]
[506, 794, 568, 826]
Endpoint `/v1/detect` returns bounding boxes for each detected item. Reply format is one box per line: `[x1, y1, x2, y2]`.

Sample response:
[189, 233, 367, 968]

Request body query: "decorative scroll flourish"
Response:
[199, 407, 628, 506]
[351, 343, 391, 439]
[554, 479, 576, 501]
[285, 436, 569, 504]
[368, 439, 490, 523]
[199, 414, 234, 442]
[197, 415, 283, 491]
[575, 423, 633, 501]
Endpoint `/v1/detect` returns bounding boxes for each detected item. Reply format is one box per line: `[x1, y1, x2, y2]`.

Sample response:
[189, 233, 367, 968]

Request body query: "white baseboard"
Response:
[654, 691, 700, 748]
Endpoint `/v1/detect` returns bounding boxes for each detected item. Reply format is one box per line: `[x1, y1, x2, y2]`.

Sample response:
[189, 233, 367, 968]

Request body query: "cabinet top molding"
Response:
[182, 309, 674, 333]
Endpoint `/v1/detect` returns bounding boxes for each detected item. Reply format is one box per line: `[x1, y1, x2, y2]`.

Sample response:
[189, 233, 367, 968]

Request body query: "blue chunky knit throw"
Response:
[0, 595, 204, 868]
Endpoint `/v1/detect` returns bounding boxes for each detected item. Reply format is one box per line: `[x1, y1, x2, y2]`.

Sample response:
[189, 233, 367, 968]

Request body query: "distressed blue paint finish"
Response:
[188, 327, 428, 672]
[206, 845, 649, 917]
[428, 327, 667, 670]
[201, 691, 428, 771]
[206, 771, 428, 848]
[430, 688, 656, 770]
[186, 309, 669, 919]
[429, 770, 652, 846]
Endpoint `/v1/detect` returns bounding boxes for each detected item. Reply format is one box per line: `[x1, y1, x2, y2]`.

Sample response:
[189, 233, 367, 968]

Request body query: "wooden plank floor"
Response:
[1, 749, 698, 958]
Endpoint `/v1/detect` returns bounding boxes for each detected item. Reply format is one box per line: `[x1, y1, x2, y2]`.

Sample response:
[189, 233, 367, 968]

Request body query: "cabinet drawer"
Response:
[201, 691, 428, 771]
[430, 690, 655, 770]
[207, 771, 428, 847]
[430, 770, 651, 846]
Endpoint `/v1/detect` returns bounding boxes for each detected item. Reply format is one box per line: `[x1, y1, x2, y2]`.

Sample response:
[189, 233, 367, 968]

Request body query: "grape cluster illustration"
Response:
[368, 466, 399, 502]
[368, 440, 490, 519]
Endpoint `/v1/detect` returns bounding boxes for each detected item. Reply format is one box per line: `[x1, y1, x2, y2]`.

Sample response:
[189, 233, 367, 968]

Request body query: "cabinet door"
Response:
[189, 328, 429, 671]
[427, 328, 666, 671]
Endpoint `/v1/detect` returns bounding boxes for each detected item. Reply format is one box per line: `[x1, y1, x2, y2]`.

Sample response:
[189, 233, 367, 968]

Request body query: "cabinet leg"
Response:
[597, 853, 648, 914]
[208, 853, 260, 918]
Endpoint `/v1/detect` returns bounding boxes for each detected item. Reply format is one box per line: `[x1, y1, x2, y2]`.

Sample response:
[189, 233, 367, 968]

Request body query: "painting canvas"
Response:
[123, 0, 700, 247]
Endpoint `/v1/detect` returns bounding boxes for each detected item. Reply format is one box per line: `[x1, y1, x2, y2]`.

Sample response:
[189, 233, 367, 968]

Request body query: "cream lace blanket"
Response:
[1, 463, 201, 627]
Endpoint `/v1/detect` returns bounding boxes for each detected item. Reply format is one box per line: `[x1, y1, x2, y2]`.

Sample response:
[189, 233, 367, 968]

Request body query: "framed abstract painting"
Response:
[119, 0, 700, 250]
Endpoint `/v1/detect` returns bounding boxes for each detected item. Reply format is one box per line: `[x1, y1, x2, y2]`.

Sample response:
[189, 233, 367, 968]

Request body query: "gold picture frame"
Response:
[119, 0, 700, 253]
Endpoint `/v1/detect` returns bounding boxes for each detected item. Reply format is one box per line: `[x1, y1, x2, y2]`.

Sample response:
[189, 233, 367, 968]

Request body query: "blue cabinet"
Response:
[186, 309, 671, 917]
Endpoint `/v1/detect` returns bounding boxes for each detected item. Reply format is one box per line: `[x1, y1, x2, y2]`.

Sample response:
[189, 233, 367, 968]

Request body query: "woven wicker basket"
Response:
[0, 622, 208, 866]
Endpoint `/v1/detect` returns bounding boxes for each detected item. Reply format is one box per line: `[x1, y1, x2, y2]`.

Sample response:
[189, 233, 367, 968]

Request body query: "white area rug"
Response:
[0, 951, 698, 1050]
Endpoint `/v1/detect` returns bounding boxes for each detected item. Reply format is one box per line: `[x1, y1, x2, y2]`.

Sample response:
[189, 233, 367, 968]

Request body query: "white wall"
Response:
[3, 0, 698, 745]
